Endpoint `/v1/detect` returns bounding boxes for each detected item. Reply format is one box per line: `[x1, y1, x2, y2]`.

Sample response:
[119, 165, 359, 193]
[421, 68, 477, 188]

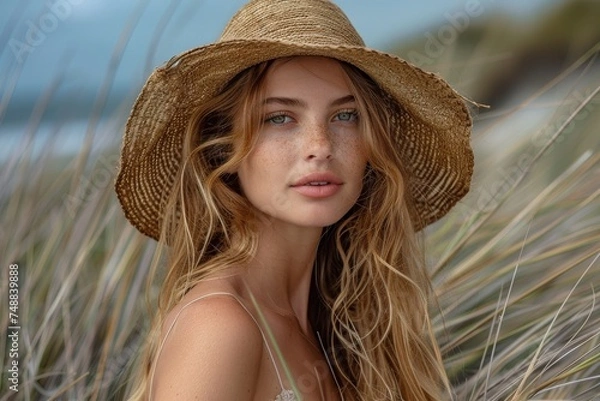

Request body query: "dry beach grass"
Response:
[1, 1, 599, 400]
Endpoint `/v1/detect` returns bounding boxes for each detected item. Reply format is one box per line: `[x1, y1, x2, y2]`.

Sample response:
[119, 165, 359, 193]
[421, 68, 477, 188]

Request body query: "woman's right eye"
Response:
[265, 114, 292, 125]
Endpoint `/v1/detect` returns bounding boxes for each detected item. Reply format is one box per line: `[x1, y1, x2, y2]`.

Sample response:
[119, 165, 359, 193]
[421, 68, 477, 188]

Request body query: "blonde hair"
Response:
[126, 59, 450, 401]
[312, 64, 450, 400]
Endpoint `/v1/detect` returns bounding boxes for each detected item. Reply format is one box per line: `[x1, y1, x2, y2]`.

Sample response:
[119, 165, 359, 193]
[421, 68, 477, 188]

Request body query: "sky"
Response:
[1, 0, 560, 98]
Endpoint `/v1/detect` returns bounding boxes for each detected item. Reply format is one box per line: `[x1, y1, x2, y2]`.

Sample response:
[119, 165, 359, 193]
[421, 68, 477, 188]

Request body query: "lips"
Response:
[291, 172, 343, 187]
[291, 172, 343, 198]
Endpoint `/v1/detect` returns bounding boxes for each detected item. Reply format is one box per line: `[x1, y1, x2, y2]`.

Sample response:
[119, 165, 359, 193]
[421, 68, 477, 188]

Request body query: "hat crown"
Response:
[220, 0, 365, 47]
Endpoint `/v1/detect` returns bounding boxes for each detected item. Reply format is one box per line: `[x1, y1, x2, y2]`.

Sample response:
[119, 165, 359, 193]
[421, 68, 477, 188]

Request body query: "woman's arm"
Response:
[150, 296, 264, 400]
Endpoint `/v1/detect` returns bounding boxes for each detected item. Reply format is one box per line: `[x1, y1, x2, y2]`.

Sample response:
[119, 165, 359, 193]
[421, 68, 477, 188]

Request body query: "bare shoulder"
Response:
[151, 290, 264, 400]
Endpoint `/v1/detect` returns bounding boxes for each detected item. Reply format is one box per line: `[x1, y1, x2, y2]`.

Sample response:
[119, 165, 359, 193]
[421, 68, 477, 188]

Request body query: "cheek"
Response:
[342, 137, 368, 173]
[238, 138, 292, 188]
[251, 139, 289, 172]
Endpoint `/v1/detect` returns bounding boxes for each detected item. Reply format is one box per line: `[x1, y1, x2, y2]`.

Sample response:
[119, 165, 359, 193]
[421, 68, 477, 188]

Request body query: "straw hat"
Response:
[115, 0, 474, 240]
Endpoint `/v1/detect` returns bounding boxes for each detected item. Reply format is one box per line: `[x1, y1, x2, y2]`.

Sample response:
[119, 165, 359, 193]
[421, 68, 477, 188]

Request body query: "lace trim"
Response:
[275, 389, 297, 401]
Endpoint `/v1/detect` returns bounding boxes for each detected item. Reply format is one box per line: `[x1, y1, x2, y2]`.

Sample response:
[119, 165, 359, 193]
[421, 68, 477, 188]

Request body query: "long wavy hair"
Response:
[126, 58, 450, 401]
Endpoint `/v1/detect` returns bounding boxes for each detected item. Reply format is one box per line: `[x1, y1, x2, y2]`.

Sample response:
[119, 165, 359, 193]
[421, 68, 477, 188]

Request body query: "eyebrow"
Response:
[263, 95, 356, 108]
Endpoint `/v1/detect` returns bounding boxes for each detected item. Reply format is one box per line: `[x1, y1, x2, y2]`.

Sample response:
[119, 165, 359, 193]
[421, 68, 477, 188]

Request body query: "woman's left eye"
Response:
[334, 110, 359, 122]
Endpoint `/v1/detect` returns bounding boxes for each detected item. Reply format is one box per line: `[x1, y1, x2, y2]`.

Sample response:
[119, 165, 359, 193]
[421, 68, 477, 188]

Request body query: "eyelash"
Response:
[264, 112, 293, 125]
[334, 109, 359, 122]
[264, 109, 359, 125]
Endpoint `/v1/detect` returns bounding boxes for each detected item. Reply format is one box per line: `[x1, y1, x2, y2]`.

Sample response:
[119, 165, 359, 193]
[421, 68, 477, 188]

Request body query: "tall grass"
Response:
[427, 45, 600, 399]
[1, 10, 599, 401]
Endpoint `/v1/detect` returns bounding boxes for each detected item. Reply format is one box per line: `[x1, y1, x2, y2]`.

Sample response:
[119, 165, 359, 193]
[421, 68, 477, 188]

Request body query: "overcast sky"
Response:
[1, 0, 558, 97]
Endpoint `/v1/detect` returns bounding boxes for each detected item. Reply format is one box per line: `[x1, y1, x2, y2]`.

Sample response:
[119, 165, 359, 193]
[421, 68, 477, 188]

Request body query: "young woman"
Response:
[115, 0, 473, 400]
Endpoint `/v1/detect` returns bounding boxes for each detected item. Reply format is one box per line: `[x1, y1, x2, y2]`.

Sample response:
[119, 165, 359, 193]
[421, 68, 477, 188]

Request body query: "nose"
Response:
[304, 122, 333, 161]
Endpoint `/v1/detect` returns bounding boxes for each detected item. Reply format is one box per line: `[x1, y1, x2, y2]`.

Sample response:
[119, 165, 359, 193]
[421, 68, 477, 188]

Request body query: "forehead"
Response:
[263, 56, 352, 96]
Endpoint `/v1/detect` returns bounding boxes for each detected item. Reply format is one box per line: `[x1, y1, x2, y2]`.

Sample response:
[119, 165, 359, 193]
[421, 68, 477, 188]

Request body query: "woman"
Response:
[115, 0, 473, 400]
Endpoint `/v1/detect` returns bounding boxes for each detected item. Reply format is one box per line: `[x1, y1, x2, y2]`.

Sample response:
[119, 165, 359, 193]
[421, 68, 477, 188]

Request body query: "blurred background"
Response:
[0, 0, 582, 158]
[1, 0, 598, 161]
[1, 0, 599, 400]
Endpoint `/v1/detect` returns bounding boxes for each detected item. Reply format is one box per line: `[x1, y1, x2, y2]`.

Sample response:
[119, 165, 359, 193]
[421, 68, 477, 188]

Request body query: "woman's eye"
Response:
[266, 114, 292, 125]
[334, 110, 359, 122]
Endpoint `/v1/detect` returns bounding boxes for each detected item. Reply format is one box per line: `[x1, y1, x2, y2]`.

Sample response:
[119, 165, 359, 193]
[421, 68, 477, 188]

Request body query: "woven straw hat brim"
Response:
[116, 39, 473, 240]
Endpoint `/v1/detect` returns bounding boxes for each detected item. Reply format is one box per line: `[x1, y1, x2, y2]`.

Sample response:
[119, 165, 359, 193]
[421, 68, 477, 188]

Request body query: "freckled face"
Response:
[236, 56, 368, 229]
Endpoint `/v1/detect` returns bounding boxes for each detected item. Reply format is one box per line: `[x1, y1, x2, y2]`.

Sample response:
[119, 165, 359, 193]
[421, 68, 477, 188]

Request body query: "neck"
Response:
[240, 219, 323, 334]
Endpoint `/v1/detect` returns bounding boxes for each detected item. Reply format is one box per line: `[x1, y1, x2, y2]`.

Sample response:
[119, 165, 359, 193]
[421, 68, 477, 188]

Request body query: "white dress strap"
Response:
[149, 292, 287, 400]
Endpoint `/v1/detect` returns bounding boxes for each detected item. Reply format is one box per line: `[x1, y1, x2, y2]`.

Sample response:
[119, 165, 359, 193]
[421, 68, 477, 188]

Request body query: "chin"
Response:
[255, 199, 357, 230]
[294, 208, 352, 228]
